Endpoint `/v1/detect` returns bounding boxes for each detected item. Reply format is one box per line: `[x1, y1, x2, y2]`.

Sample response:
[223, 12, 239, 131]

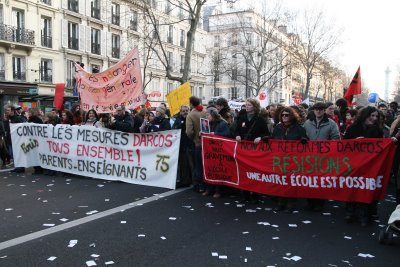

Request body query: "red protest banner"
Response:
[202, 136, 397, 203]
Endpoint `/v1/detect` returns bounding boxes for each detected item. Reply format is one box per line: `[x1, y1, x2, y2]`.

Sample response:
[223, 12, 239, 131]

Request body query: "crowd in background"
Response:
[1, 96, 400, 227]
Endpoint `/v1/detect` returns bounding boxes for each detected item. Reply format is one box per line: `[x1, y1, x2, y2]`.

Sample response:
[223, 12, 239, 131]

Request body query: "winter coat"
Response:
[344, 124, 383, 139]
[234, 112, 270, 141]
[186, 107, 206, 146]
[28, 116, 44, 124]
[110, 112, 134, 133]
[151, 116, 171, 132]
[303, 115, 340, 140]
[82, 119, 102, 127]
[272, 122, 307, 141]
[172, 115, 194, 149]
[210, 119, 230, 137]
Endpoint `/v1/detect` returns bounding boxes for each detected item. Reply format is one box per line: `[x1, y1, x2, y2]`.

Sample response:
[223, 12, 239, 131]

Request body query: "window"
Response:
[213, 87, 220, 97]
[91, 0, 100, 19]
[67, 22, 79, 50]
[91, 28, 100, 55]
[229, 87, 238, 100]
[232, 33, 238, 45]
[214, 35, 220, 47]
[66, 60, 76, 89]
[41, 16, 52, 48]
[165, 2, 172, 14]
[130, 10, 138, 31]
[0, 53, 5, 80]
[68, 0, 79, 13]
[40, 58, 52, 83]
[91, 64, 100, 73]
[246, 33, 252, 45]
[167, 51, 173, 70]
[12, 56, 26, 81]
[180, 55, 184, 73]
[11, 9, 24, 42]
[111, 3, 120, 26]
[178, 3, 184, 19]
[167, 25, 173, 44]
[112, 34, 120, 58]
[232, 68, 237, 81]
[198, 86, 203, 100]
[167, 83, 173, 94]
[41, 0, 52, 5]
[180, 29, 185, 47]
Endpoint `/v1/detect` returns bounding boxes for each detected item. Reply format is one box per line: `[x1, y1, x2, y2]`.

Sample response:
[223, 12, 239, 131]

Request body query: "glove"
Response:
[300, 137, 308, 144]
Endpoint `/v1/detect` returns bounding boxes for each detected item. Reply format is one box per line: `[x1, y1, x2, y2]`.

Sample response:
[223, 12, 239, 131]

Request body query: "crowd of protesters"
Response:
[2, 97, 400, 227]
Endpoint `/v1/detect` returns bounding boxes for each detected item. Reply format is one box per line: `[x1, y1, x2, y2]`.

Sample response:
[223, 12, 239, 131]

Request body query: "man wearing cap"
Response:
[303, 102, 340, 211]
[109, 106, 134, 133]
[6, 105, 26, 172]
[151, 106, 171, 132]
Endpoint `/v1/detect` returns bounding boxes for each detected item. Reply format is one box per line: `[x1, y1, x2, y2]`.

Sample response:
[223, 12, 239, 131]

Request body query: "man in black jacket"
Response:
[109, 106, 134, 133]
[6, 105, 25, 173]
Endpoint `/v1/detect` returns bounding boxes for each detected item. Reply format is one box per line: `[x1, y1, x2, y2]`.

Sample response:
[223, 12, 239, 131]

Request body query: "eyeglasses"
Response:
[281, 113, 290, 117]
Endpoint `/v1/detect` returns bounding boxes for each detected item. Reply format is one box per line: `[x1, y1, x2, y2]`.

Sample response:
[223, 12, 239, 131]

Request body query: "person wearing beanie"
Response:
[215, 97, 234, 126]
[186, 96, 206, 193]
[151, 106, 171, 132]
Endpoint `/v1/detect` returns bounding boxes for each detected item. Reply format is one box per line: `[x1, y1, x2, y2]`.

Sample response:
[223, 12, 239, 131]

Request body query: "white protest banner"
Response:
[11, 123, 180, 189]
[228, 101, 245, 110]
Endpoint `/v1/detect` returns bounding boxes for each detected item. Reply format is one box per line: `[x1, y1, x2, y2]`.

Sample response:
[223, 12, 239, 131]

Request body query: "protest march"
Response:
[3, 48, 400, 229]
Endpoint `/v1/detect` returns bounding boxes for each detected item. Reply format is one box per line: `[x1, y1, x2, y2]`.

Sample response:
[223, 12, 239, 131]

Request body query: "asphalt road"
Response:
[0, 168, 398, 266]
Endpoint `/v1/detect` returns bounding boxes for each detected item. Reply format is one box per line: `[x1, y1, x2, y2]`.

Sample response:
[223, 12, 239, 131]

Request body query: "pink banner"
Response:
[75, 48, 143, 113]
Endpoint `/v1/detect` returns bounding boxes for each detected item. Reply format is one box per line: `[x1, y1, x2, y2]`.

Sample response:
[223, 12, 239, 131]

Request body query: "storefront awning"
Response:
[0, 81, 38, 96]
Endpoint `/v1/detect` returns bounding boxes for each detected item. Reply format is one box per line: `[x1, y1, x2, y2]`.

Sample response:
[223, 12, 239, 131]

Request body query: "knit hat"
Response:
[206, 106, 221, 120]
[156, 106, 166, 115]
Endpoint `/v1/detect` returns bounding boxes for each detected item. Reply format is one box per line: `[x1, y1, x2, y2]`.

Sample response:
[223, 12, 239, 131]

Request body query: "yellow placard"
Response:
[166, 82, 192, 116]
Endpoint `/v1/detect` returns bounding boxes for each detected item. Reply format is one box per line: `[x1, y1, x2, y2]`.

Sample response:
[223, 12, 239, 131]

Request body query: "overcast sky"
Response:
[236, 0, 400, 99]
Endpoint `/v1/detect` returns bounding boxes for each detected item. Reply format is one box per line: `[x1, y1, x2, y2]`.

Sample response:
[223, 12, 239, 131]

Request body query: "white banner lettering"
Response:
[11, 123, 181, 189]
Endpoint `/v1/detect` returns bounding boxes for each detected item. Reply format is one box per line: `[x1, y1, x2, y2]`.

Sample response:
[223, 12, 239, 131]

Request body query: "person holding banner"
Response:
[235, 98, 270, 203]
[82, 109, 102, 127]
[272, 107, 308, 212]
[304, 102, 340, 211]
[343, 106, 385, 226]
[152, 106, 171, 132]
[202, 106, 230, 198]
[109, 106, 134, 133]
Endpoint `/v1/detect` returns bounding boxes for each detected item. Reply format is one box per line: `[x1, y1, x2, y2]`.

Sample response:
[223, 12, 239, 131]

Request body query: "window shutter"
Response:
[101, 31, 107, 56]
[79, 0, 85, 15]
[79, 24, 85, 51]
[106, 0, 111, 24]
[61, 20, 68, 48]
[86, 26, 91, 53]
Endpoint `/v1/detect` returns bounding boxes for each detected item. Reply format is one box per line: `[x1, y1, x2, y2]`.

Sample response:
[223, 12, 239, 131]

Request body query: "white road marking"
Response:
[0, 188, 188, 251]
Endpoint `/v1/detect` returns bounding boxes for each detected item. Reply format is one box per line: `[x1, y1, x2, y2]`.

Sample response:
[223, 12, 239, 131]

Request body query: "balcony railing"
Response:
[91, 43, 101, 55]
[91, 7, 100, 19]
[41, 34, 52, 48]
[68, 37, 78, 50]
[112, 14, 120, 25]
[13, 71, 26, 81]
[68, 0, 79, 12]
[0, 70, 5, 80]
[0, 24, 35, 45]
[41, 0, 52, 5]
[41, 73, 52, 83]
[112, 48, 120, 58]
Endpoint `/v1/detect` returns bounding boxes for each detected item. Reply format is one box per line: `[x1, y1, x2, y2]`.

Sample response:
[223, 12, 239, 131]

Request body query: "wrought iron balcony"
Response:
[91, 7, 100, 19]
[91, 43, 101, 55]
[41, 34, 52, 48]
[0, 24, 35, 45]
[41, 73, 52, 83]
[68, 37, 78, 50]
[112, 48, 120, 58]
[0, 70, 5, 80]
[13, 71, 26, 81]
[112, 14, 120, 26]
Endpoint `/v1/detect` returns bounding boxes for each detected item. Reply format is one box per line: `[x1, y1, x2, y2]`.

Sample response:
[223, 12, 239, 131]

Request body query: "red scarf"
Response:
[195, 105, 204, 111]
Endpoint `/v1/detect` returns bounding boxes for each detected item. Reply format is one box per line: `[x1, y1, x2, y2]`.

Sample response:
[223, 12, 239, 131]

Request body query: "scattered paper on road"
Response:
[358, 253, 375, 258]
[43, 224, 55, 227]
[211, 252, 218, 257]
[86, 260, 97, 266]
[105, 261, 115, 265]
[68, 240, 78, 247]
[47, 256, 57, 261]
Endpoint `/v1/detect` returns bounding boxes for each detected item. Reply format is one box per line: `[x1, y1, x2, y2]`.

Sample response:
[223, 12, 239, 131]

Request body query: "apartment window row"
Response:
[0, 54, 52, 83]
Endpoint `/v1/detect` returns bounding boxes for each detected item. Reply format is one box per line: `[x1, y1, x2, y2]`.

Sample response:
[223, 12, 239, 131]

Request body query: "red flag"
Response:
[54, 83, 65, 110]
[344, 66, 361, 106]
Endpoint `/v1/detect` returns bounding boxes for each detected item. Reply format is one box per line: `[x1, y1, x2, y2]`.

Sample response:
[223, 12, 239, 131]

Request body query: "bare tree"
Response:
[289, 8, 341, 99]
[220, 3, 291, 98]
